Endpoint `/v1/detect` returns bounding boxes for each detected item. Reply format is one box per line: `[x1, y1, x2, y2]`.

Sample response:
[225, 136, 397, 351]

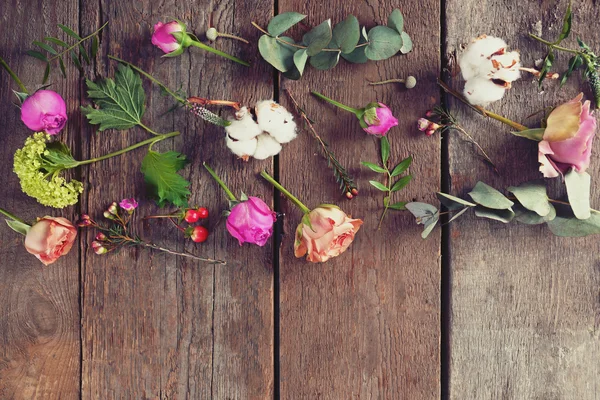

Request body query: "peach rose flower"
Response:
[294, 205, 363, 263]
[24, 216, 77, 266]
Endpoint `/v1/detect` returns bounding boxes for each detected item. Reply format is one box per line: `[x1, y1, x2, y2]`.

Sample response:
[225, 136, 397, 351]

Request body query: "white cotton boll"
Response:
[459, 35, 507, 81]
[255, 100, 297, 141]
[226, 136, 257, 159]
[488, 51, 521, 82]
[463, 78, 507, 106]
[253, 133, 283, 160]
[225, 111, 262, 141]
[490, 67, 521, 85]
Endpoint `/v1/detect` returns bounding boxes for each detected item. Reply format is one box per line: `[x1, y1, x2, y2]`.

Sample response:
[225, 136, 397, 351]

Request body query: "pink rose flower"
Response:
[152, 21, 186, 54]
[363, 103, 399, 136]
[226, 197, 276, 246]
[538, 93, 597, 178]
[294, 205, 363, 263]
[24, 216, 77, 266]
[119, 198, 138, 212]
[20, 90, 68, 135]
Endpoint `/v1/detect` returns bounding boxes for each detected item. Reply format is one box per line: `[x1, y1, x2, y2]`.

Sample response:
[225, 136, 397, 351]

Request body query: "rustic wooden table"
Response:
[1, 0, 599, 399]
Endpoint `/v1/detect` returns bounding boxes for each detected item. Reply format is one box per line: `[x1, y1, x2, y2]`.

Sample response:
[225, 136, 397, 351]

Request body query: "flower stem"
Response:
[218, 32, 250, 44]
[260, 171, 310, 214]
[203, 162, 237, 202]
[369, 79, 405, 86]
[75, 131, 179, 167]
[437, 79, 528, 131]
[0, 207, 28, 225]
[528, 33, 580, 54]
[187, 97, 241, 110]
[107, 55, 187, 104]
[49, 21, 109, 63]
[311, 91, 360, 114]
[139, 241, 226, 264]
[189, 40, 250, 67]
[0, 56, 28, 93]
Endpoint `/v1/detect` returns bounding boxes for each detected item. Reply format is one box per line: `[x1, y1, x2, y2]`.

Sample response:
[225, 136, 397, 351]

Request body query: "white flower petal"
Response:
[225, 112, 262, 141]
[226, 136, 258, 158]
[256, 100, 297, 142]
[463, 77, 507, 106]
[253, 133, 283, 160]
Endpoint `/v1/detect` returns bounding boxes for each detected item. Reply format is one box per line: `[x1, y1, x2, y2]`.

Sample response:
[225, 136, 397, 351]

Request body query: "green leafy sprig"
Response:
[529, 2, 600, 106]
[252, 9, 412, 80]
[27, 21, 108, 83]
[408, 175, 600, 239]
[362, 136, 412, 229]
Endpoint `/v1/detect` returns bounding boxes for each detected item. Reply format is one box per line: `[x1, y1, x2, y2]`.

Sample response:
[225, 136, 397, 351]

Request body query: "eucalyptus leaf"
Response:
[303, 20, 332, 56]
[258, 35, 296, 72]
[391, 156, 412, 177]
[387, 9, 404, 34]
[282, 66, 301, 80]
[406, 202, 438, 223]
[437, 192, 476, 210]
[309, 49, 340, 70]
[511, 128, 545, 141]
[293, 49, 308, 75]
[513, 203, 556, 225]
[507, 180, 552, 216]
[400, 32, 413, 54]
[391, 175, 412, 192]
[5, 219, 30, 236]
[468, 182, 514, 210]
[547, 210, 600, 237]
[332, 15, 360, 54]
[448, 207, 470, 224]
[369, 180, 388, 192]
[268, 12, 306, 36]
[474, 206, 515, 223]
[365, 26, 403, 61]
[361, 161, 386, 174]
[565, 169, 591, 219]
[341, 34, 368, 63]
[381, 136, 390, 165]
[422, 215, 439, 239]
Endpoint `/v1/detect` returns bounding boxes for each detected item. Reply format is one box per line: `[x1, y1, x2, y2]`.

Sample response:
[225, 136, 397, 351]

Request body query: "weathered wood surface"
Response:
[445, 0, 600, 398]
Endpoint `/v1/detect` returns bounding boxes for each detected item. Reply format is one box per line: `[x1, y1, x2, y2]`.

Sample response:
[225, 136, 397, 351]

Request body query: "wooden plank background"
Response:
[0, 0, 598, 399]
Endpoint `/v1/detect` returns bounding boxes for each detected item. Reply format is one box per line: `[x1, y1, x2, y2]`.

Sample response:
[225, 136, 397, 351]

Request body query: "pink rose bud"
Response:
[24, 216, 77, 266]
[152, 21, 189, 56]
[20, 90, 68, 135]
[226, 197, 276, 246]
[538, 93, 597, 178]
[362, 103, 399, 136]
[294, 205, 363, 263]
[119, 198, 138, 212]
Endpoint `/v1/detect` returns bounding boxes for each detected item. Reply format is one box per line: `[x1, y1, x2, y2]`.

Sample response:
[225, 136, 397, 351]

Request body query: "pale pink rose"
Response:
[294, 205, 363, 263]
[226, 197, 276, 246]
[20, 90, 67, 135]
[152, 21, 184, 54]
[363, 103, 398, 136]
[24, 216, 77, 266]
[538, 93, 597, 178]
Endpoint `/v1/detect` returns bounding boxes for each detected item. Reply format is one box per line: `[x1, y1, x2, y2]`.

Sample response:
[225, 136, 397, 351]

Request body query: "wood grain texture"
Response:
[0, 1, 81, 399]
[445, 0, 600, 398]
[276, 1, 441, 398]
[79, 0, 274, 398]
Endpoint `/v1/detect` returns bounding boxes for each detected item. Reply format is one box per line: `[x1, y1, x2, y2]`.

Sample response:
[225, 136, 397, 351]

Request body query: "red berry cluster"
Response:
[183, 207, 209, 243]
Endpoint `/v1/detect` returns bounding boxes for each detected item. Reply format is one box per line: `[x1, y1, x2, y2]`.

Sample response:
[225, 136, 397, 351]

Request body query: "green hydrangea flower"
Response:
[13, 132, 83, 208]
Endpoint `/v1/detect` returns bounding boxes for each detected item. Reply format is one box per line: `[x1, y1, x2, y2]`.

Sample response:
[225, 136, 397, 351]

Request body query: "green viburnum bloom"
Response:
[13, 132, 83, 208]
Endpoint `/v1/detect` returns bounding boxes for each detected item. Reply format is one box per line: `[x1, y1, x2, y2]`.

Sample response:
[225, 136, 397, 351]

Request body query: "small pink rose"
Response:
[24, 216, 77, 266]
[152, 21, 185, 54]
[363, 103, 399, 136]
[226, 197, 276, 246]
[20, 90, 68, 135]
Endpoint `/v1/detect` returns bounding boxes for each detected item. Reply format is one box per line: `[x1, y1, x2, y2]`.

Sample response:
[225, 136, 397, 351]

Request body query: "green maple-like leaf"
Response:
[82, 64, 146, 131]
[141, 150, 191, 207]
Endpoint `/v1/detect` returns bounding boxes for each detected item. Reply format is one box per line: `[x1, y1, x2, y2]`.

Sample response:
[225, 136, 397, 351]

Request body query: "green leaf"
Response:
[538, 50, 554, 87]
[468, 182, 514, 210]
[341, 33, 368, 63]
[578, 37, 591, 51]
[547, 210, 600, 237]
[361, 161, 386, 174]
[514, 203, 556, 225]
[421, 215, 438, 239]
[141, 150, 191, 207]
[565, 169, 591, 219]
[42, 63, 50, 84]
[12, 91, 28, 104]
[81, 64, 146, 131]
[70, 50, 82, 70]
[448, 207, 470, 223]
[282, 66, 301, 80]
[388, 202, 407, 211]
[91, 36, 99, 58]
[309, 48, 340, 70]
[561, 55, 583, 87]
[381, 136, 390, 165]
[79, 44, 91, 64]
[26, 50, 48, 62]
[6, 219, 30, 236]
[43, 141, 79, 169]
[400, 32, 413, 54]
[369, 180, 388, 192]
[474, 206, 515, 223]
[365, 26, 403, 61]
[293, 49, 308, 75]
[507, 180, 552, 217]
[436, 192, 476, 210]
[390, 156, 412, 177]
[44, 37, 69, 48]
[58, 56, 67, 78]
[33, 41, 58, 55]
[303, 19, 332, 56]
[511, 128, 545, 141]
[332, 15, 360, 54]
[267, 12, 306, 36]
[406, 202, 438, 222]
[58, 23, 82, 40]
[240, 191, 249, 202]
[391, 175, 412, 192]
[556, 1, 572, 43]
[258, 35, 296, 72]
[387, 9, 404, 34]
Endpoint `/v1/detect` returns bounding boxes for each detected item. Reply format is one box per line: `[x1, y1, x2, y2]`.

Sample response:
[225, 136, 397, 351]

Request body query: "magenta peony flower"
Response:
[152, 21, 187, 55]
[362, 103, 399, 136]
[20, 90, 68, 135]
[226, 197, 276, 246]
[538, 93, 597, 178]
[119, 198, 138, 212]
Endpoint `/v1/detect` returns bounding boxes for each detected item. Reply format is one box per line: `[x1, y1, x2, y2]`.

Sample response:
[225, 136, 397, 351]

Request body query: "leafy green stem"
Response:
[188, 40, 250, 67]
[202, 162, 238, 202]
[48, 21, 108, 63]
[260, 171, 310, 214]
[0, 56, 28, 93]
[138, 122, 164, 136]
[75, 131, 179, 167]
[377, 169, 392, 230]
[0, 207, 28, 225]
[311, 91, 360, 114]
[528, 33, 580, 55]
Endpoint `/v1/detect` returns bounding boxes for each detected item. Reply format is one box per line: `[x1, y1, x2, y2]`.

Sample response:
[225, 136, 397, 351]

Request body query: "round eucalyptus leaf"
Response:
[387, 9, 404, 34]
[468, 182, 514, 210]
[268, 12, 306, 37]
[507, 180, 552, 217]
[303, 19, 332, 56]
[400, 32, 413, 53]
[332, 15, 360, 54]
[341, 34, 368, 63]
[365, 26, 403, 61]
[309, 50, 340, 70]
[474, 206, 515, 223]
[258, 35, 296, 72]
[293, 49, 308, 75]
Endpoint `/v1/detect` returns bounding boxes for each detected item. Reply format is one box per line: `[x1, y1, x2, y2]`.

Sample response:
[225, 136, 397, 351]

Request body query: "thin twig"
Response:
[450, 125, 499, 174]
[141, 242, 226, 264]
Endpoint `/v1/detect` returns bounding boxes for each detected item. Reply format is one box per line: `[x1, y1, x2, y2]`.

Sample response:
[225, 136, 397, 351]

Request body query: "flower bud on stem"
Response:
[206, 27, 250, 44]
